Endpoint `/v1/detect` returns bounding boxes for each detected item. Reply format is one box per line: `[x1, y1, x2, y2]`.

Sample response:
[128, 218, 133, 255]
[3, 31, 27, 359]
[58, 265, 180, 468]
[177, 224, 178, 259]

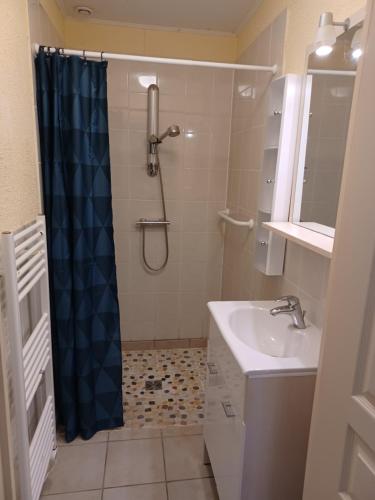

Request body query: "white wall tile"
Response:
[108, 63, 232, 340]
[109, 130, 129, 164]
[181, 202, 208, 232]
[182, 169, 209, 201]
[222, 10, 330, 326]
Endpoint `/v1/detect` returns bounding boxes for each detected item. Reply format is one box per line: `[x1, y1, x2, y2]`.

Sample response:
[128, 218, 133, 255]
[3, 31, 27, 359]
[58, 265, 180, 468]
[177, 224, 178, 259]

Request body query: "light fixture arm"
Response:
[332, 19, 350, 29]
[319, 12, 350, 31]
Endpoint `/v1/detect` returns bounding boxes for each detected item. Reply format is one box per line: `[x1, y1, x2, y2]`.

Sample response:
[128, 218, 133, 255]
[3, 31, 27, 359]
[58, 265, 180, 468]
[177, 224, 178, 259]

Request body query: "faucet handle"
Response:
[276, 295, 300, 307]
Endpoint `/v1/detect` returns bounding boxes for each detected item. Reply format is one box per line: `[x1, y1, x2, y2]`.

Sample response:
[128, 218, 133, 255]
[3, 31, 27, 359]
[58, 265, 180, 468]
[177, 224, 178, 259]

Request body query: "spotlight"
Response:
[315, 12, 350, 57]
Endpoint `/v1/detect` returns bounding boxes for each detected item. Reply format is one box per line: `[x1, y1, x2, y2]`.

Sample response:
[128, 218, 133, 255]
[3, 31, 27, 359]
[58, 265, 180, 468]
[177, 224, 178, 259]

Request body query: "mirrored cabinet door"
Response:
[293, 19, 363, 238]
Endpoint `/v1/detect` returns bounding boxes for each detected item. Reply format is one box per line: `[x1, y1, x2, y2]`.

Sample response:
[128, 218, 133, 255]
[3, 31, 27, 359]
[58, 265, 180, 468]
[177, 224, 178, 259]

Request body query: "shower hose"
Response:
[141, 156, 169, 272]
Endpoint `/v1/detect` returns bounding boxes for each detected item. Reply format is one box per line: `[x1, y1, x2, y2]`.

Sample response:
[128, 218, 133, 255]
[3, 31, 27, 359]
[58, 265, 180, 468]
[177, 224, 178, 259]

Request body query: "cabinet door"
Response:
[204, 319, 246, 500]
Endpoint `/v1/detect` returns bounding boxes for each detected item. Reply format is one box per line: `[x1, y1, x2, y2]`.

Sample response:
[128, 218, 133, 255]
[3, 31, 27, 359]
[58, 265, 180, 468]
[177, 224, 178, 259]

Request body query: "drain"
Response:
[145, 380, 162, 391]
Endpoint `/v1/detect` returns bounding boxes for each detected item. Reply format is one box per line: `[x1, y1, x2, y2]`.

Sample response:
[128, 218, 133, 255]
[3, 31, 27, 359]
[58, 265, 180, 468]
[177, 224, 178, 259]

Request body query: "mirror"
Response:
[292, 19, 363, 237]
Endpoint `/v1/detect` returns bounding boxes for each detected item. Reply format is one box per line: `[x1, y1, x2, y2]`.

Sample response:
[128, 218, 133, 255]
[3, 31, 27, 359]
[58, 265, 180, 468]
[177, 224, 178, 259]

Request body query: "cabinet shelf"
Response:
[263, 222, 333, 258]
[255, 75, 302, 276]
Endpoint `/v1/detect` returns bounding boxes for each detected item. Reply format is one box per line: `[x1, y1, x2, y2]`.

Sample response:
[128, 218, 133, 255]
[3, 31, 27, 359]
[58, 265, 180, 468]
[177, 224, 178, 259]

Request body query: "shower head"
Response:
[167, 125, 180, 137]
[158, 125, 181, 142]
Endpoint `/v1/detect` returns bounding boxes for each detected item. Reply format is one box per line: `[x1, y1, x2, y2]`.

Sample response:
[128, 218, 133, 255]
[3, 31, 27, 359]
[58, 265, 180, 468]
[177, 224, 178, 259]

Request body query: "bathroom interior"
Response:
[0, 0, 375, 499]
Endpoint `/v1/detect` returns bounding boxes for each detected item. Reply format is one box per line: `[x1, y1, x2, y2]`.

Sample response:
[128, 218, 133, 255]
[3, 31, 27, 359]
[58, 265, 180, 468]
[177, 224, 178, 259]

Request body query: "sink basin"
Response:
[208, 301, 322, 375]
[229, 306, 306, 358]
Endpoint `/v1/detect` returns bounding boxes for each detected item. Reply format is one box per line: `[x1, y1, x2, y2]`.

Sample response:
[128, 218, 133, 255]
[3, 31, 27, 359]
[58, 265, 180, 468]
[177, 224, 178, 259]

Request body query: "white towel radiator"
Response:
[1, 215, 56, 500]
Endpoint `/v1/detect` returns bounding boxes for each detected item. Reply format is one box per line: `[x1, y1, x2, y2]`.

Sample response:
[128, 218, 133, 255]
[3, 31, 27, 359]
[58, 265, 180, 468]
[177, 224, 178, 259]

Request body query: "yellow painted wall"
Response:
[39, 0, 238, 62]
[64, 18, 238, 62]
[39, 0, 65, 40]
[42, 0, 366, 68]
[0, 0, 41, 231]
[238, 0, 366, 73]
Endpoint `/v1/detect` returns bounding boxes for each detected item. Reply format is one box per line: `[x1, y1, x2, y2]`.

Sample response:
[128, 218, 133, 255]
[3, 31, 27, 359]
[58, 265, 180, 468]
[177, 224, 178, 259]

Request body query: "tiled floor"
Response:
[42, 426, 218, 500]
[42, 348, 218, 499]
[123, 348, 206, 428]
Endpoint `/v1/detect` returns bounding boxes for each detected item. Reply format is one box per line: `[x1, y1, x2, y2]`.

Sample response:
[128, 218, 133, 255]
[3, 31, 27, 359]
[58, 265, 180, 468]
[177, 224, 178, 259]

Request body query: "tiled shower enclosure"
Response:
[108, 62, 233, 342]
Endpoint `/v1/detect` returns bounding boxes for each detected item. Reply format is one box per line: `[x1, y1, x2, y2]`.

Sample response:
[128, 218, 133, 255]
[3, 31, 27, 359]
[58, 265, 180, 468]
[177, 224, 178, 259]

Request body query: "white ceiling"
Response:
[59, 0, 262, 34]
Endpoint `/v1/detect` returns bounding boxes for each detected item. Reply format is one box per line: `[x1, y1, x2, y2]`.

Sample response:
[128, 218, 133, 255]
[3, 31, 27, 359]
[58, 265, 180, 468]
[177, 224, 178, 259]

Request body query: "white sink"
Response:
[208, 301, 322, 375]
[229, 306, 307, 358]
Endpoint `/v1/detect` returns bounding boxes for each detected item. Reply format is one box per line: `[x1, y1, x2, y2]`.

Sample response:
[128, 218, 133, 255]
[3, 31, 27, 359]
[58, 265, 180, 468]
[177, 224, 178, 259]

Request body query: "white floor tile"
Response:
[109, 427, 161, 441]
[163, 435, 212, 481]
[103, 483, 167, 500]
[42, 443, 107, 495]
[104, 439, 165, 488]
[167, 478, 219, 500]
[162, 424, 202, 437]
[42, 492, 102, 500]
[57, 430, 108, 446]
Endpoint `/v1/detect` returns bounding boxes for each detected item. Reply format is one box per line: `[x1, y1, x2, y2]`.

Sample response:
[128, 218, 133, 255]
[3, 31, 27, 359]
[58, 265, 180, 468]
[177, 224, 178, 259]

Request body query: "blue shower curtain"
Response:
[35, 48, 123, 442]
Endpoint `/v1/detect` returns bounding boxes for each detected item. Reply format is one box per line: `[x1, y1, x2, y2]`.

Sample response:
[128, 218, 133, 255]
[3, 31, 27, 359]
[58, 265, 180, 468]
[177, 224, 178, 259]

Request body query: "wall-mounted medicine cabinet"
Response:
[255, 74, 302, 275]
[264, 10, 365, 260]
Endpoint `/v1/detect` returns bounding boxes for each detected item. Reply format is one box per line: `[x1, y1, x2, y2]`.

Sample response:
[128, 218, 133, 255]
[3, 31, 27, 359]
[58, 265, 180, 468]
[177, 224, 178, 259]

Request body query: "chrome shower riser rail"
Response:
[34, 44, 278, 73]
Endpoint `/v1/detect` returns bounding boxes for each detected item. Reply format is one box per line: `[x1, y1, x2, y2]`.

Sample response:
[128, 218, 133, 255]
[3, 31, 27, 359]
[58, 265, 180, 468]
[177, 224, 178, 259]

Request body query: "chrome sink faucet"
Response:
[270, 296, 306, 329]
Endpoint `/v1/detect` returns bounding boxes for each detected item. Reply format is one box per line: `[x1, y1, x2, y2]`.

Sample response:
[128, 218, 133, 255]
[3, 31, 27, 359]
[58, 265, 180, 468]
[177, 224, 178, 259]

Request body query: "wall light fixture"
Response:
[315, 12, 350, 57]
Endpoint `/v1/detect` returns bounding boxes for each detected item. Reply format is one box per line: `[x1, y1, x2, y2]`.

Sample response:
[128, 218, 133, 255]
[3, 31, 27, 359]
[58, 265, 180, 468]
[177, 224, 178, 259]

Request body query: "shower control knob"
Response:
[265, 179, 274, 184]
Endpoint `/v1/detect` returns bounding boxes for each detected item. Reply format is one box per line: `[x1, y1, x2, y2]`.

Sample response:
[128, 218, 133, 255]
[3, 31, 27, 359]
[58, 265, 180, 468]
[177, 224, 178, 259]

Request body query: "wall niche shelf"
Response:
[263, 222, 333, 258]
[255, 74, 302, 276]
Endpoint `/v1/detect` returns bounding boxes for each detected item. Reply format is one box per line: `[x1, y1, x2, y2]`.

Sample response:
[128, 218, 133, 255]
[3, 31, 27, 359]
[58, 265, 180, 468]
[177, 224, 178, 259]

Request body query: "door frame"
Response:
[303, 0, 375, 497]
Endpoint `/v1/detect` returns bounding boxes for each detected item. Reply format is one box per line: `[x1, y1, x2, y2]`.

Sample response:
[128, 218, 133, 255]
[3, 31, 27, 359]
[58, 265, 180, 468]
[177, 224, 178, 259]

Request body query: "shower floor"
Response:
[122, 347, 206, 428]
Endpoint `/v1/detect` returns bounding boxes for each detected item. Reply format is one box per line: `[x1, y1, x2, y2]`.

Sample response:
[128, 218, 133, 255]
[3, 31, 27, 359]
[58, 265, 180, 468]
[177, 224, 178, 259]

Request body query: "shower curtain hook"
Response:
[82, 49, 87, 61]
[101, 51, 104, 62]
[47, 46, 51, 56]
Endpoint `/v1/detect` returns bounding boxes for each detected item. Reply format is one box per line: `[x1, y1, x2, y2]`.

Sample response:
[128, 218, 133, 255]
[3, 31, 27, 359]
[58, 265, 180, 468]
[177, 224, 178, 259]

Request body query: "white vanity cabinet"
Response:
[204, 314, 316, 500]
[204, 319, 246, 500]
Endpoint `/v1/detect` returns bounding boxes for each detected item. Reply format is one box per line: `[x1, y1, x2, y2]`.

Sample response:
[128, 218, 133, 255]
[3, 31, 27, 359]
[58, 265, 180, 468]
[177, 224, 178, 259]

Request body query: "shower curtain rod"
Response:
[34, 44, 278, 73]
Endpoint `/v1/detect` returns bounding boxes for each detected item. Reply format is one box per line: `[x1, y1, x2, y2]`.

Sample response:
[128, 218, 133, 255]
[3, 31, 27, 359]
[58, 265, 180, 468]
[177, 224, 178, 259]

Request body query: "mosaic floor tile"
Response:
[123, 348, 207, 429]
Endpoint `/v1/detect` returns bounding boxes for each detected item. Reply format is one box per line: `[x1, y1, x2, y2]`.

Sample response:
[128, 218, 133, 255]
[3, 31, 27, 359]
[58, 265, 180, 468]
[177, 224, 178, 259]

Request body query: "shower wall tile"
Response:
[158, 66, 187, 96]
[109, 130, 129, 164]
[112, 199, 132, 231]
[154, 293, 181, 339]
[108, 61, 233, 340]
[114, 230, 131, 263]
[181, 202, 208, 232]
[182, 169, 209, 201]
[128, 92, 148, 110]
[111, 166, 129, 199]
[108, 108, 129, 130]
[221, 10, 330, 328]
[209, 170, 228, 203]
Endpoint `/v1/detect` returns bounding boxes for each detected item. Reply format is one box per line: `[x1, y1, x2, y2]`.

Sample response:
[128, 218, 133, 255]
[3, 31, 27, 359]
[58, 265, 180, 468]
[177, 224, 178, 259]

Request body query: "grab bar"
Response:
[218, 209, 254, 229]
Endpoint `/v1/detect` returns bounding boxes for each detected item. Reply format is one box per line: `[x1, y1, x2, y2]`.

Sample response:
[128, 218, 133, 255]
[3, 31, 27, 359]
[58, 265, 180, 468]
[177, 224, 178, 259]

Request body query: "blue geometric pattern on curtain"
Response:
[35, 49, 123, 442]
